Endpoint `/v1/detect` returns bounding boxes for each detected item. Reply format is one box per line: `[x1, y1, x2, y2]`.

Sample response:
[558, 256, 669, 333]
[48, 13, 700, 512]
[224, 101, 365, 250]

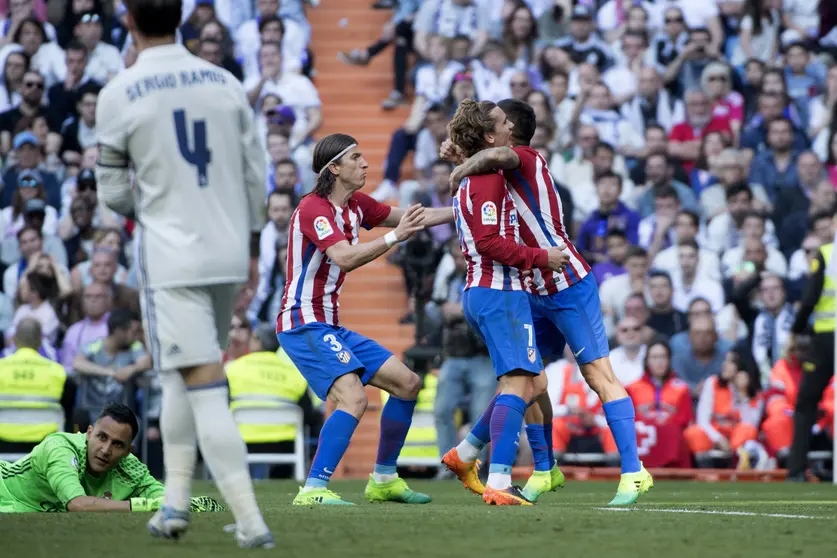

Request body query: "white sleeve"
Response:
[296, 77, 321, 107]
[414, 66, 432, 99]
[696, 379, 724, 443]
[95, 83, 134, 218]
[237, 87, 267, 233]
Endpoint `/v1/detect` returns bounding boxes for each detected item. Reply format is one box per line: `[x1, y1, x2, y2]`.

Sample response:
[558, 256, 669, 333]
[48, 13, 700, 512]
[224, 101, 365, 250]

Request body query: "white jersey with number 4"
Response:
[95, 43, 265, 289]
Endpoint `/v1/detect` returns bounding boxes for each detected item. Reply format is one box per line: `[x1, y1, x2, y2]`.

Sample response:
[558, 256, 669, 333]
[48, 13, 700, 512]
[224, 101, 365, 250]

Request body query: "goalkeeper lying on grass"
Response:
[0, 403, 223, 513]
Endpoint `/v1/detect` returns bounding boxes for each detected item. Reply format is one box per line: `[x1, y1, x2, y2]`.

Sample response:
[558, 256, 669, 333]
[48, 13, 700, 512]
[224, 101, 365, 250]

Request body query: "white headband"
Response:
[320, 143, 358, 175]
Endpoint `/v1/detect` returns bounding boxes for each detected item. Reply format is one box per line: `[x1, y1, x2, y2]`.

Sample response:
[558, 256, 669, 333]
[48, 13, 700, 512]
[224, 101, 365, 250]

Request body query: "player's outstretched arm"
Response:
[67, 495, 132, 512]
[325, 204, 425, 273]
[384, 205, 455, 228]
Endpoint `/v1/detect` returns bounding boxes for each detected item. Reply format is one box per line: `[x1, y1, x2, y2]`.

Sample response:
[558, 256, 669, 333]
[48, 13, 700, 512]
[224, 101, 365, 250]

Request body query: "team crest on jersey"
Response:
[70, 456, 78, 469]
[336, 350, 351, 364]
[527, 348, 536, 363]
[314, 216, 334, 240]
[481, 202, 497, 225]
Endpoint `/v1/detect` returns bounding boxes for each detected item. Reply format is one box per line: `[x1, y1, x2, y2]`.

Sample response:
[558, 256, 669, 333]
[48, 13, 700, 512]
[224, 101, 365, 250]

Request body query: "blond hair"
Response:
[448, 99, 497, 158]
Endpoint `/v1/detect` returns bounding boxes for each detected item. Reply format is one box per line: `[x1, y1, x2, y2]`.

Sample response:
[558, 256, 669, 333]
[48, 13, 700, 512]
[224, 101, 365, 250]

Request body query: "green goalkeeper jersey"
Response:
[0, 432, 164, 513]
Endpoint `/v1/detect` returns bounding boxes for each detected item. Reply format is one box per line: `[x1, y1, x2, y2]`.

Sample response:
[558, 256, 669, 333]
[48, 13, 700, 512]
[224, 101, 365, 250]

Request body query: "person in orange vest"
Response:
[684, 349, 763, 467]
[547, 355, 617, 461]
[625, 341, 693, 468]
[817, 379, 834, 440]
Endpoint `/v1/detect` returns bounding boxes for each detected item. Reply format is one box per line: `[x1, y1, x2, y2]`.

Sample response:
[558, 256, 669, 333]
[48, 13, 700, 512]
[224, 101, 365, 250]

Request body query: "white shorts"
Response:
[140, 283, 240, 370]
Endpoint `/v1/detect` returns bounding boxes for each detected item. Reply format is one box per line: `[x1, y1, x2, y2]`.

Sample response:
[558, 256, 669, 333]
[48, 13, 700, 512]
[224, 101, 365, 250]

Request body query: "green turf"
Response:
[2, 480, 836, 558]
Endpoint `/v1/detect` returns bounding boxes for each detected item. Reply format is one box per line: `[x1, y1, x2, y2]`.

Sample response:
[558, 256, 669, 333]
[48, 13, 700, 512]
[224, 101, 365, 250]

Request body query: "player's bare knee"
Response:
[344, 391, 369, 417]
[532, 372, 548, 400]
[393, 372, 421, 401]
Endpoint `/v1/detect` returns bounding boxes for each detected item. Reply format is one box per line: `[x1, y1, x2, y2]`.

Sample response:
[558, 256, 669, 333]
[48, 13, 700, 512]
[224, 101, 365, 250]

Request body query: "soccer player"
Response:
[446, 100, 569, 505]
[278, 133, 454, 506]
[95, 0, 272, 547]
[441, 99, 653, 506]
[0, 404, 223, 514]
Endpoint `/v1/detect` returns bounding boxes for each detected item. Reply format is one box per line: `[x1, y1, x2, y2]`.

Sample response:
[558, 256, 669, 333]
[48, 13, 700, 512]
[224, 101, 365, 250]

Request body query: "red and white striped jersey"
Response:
[504, 146, 590, 295]
[276, 192, 391, 333]
[453, 171, 547, 291]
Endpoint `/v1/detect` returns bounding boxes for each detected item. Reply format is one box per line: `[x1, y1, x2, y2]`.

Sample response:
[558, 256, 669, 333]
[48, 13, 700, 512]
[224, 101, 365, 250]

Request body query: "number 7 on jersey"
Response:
[173, 109, 212, 188]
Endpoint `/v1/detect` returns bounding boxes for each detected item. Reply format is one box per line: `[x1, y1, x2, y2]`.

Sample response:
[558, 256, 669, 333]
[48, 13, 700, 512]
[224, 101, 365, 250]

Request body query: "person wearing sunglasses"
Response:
[73, 10, 122, 83]
[0, 70, 54, 155]
[0, 168, 58, 240]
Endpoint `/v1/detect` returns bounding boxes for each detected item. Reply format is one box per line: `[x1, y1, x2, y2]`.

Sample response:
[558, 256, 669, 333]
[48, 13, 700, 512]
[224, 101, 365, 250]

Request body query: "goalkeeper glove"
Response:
[130, 496, 164, 512]
[189, 496, 226, 512]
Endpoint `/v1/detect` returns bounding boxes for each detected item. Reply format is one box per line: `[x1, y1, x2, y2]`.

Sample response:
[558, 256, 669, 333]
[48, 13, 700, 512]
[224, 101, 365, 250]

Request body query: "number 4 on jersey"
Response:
[173, 109, 212, 187]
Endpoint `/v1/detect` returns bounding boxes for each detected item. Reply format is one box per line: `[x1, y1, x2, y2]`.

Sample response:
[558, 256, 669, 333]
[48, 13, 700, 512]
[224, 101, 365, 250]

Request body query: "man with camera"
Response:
[427, 241, 495, 470]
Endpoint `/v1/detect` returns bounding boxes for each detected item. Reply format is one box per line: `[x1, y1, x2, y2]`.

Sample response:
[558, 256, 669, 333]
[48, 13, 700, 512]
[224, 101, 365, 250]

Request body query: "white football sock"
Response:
[159, 371, 197, 511]
[372, 472, 398, 483]
[455, 439, 482, 462]
[187, 383, 268, 536]
[487, 472, 512, 490]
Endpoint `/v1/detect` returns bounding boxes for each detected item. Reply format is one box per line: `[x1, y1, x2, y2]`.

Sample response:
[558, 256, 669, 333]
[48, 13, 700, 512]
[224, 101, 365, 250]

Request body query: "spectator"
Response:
[271, 158, 300, 196]
[9, 270, 60, 344]
[72, 10, 122, 84]
[748, 117, 802, 203]
[663, 28, 721, 94]
[670, 314, 733, 396]
[601, 30, 646, 102]
[772, 151, 825, 232]
[688, 130, 729, 196]
[625, 340, 693, 468]
[69, 234, 129, 293]
[59, 81, 100, 158]
[740, 92, 809, 158]
[590, 229, 628, 286]
[653, 209, 721, 282]
[577, 171, 640, 264]
[621, 67, 685, 141]
[638, 185, 679, 258]
[623, 293, 664, 346]
[646, 5, 688, 76]
[179, 0, 218, 51]
[563, 141, 635, 222]
[702, 63, 744, 136]
[60, 281, 111, 373]
[413, 0, 491, 61]
[808, 64, 837, 142]
[61, 196, 95, 267]
[5, 17, 64, 89]
[667, 89, 732, 173]
[0, 70, 57, 155]
[224, 310, 251, 364]
[684, 349, 762, 467]
[197, 19, 244, 80]
[2, 224, 41, 297]
[706, 183, 778, 254]
[0, 197, 67, 269]
[576, 83, 641, 157]
[338, 0, 421, 109]
[730, 273, 795, 382]
[0, 50, 26, 113]
[554, 5, 613, 73]
[599, 245, 648, 331]
[0, 170, 57, 239]
[46, 40, 96, 131]
[782, 41, 825, 128]
[698, 149, 771, 219]
[721, 213, 788, 278]
[547, 70, 575, 148]
[15, 250, 71, 305]
[730, 0, 781, 66]
[633, 152, 699, 217]
[471, 41, 514, 103]
[237, 0, 309, 81]
[1, 131, 62, 209]
[72, 308, 149, 425]
[647, 270, 689, 338]
[196, 37, 223, 68]
[671, 238, 725, 313]
[761, 335, 812, 460]
[608, 315, 647, 386]
[258, 190, 293, 277]
[628, 125, 690, 186]
[778, 189, 836, 260]
[399, 159, 456, 247]
[502, 2, 539, 69]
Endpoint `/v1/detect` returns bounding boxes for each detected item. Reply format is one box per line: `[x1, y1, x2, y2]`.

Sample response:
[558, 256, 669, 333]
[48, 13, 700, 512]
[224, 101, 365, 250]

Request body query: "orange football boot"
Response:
[482, 485, 533, 506]
[441, 448, 485, 495]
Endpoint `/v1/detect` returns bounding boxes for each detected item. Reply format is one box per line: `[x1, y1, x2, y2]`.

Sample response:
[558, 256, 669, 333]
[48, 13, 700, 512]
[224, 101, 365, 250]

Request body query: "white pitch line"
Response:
[594, 507, 832, 520]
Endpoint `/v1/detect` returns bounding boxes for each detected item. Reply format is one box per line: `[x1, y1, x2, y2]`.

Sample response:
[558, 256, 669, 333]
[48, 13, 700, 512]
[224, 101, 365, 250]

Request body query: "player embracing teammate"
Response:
[441, 99, 654, 506]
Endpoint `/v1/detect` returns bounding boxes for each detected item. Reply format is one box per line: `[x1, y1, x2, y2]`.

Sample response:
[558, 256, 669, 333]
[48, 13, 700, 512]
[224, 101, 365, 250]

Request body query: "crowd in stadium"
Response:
[0, 0, 834, 481]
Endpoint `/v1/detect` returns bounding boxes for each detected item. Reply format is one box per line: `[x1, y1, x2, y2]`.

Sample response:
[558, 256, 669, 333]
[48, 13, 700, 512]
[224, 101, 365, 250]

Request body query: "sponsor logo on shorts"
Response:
[481, 202, 497, 225]
[336, 350, 351, 364]
[314, 216, 334, 240]
[527, 348, 536, 363]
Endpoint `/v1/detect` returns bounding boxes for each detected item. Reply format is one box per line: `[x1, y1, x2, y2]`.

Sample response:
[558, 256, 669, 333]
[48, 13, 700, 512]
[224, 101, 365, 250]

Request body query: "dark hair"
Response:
[268, 188, 297, 208]
[12, 17, 46, 45]
[124, 0, 182, 39]
[648, 269, 673, 287]
[426, 103, 446, 115]
[746, 0, 772, 36]
[605, 228, 628, 241]
[596, 170, 623, 188]
[594, 141, 615, 156]
[108, 308, 138, 335]
[677, 237, 699, 252]
[498, 98, 536, 145]
[719, 348, 761, 397]
[742, 210, 766, 225]
[645, 124, 666, 137]
[643, 341, 674, 380]
[17, 224, 42, 241]
[625, 246, 648, 260]
[26, 271, 57, 302]
[654, 184, 679, 201]
[623, 30, 648, 46]
[767, 116, 793, 133]
[275, 158, 298, 171]
[502, 1, 538, 61]
[431, 159, 455, 171]
[689, 27, 711, 40]
[11, 180, 46, 220]
[77, 81, 102, 100]
[810, 209, 836, 228]
[312, 133, 358, 198]
[95, 403, 139, 439]
[726, 182, 753, 201]
[66, 39, 88, 56]
[259, 15, 285, 36]
[677, 209, 700, 228]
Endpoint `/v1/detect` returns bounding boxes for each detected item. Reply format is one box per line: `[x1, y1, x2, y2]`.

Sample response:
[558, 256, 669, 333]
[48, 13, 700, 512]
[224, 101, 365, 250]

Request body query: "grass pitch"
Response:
[3, 480, 836, 558]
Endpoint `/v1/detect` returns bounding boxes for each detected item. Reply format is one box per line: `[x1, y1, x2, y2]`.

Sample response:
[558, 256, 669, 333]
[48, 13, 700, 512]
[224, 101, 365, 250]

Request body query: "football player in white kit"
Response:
[95, 0, 273, 549]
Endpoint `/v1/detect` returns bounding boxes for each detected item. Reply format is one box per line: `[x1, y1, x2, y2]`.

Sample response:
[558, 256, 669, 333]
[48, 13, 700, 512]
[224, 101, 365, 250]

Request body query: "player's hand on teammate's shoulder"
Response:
[394, 203, 426, 242]
[546, 242, 570, 272]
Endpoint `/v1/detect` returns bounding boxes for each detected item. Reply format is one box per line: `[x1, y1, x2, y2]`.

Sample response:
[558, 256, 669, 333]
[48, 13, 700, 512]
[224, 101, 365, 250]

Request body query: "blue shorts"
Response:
[528, 273, 609, 365]
[462, 287, 542, 378]
[277, 323, 393, 400]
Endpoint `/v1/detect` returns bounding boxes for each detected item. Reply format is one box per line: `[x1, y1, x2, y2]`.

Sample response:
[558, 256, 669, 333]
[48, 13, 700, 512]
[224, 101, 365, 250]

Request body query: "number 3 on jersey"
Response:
[173, 109, 212, 188]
